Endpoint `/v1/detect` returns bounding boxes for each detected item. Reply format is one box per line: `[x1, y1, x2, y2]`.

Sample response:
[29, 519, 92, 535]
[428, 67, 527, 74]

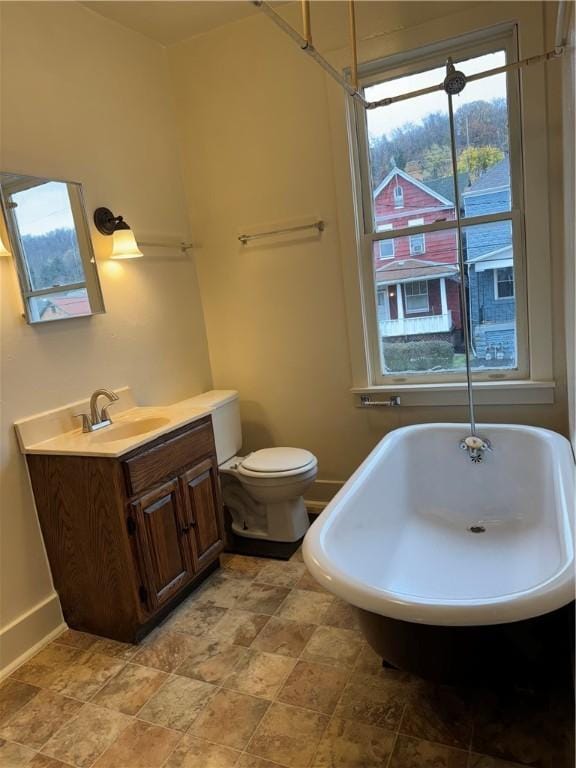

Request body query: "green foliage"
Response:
[420, 144, 452, 180]
[382, 340, 455, 372]
[457, 145, 504, 181]
[370, 98, 508, 187]
[21, 228, 84, 290]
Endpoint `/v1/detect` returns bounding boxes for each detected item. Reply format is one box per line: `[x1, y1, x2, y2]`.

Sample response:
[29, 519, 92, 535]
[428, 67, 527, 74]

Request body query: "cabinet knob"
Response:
[181, 525, 190, 534]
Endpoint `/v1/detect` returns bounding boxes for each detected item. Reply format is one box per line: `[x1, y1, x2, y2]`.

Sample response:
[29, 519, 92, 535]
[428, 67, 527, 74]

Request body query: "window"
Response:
[377, 223, 394, 258]
[351, 28, 527, 384]
[495, 267, 514, 298]
[404, 281, 429, 313]
[408, 219, 425, 255]
[393, 185, 404, 208]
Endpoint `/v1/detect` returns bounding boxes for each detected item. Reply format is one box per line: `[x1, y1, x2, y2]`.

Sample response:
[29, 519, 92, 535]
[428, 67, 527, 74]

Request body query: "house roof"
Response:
[375, 258, 459, 285]
[426, 172, 470, 204]
[39, 295, 91, 318]
[373, 167, 454, 207]
[463, 158, 510, 195]
[467, 245, 513, 272]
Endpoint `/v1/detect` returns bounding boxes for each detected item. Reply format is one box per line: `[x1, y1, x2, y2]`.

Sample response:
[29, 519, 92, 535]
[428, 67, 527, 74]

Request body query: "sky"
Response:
[365, 51, 507, 139]
[10, 181, 75, 236]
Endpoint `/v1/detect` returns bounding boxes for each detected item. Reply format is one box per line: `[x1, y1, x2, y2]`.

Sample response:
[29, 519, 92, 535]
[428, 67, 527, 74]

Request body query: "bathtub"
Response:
[303, 423, 575, 681]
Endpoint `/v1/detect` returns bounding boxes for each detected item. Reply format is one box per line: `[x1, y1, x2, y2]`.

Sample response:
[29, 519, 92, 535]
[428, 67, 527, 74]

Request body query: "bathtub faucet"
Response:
[460, 434, 492, 463]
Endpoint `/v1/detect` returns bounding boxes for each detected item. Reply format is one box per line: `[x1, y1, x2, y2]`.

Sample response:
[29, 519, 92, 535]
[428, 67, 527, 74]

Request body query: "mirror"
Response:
[0, 173, 105, 324]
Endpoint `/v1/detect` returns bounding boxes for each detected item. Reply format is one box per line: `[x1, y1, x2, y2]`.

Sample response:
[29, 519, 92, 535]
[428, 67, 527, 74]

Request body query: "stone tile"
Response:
[240, 584, 290, 615]
[472, 688, 574, 768]
[53, 630, 137, 660]
[354, 643, 384, 674]
[311, 717, 396, 767]
[400, 683, 474, 750]
[278, 661, 349, 714]
[164, 603, 227, 636]
[301, 626, 363, 669]
[275, 590, 334, 625]
[0, 679, 39, 727]
[11, 645, 81, 689]
[469, 755, 527, 768]
[335, 671, 407, 730]
[92, 720, 181, 767]
[388, 735, 468, 768]
[189, 689, 270, 750]
[213, 610, 270, 647]
[294, 570, 327, 593]
[47, 651, 125, 701]
[175, 638, 248, 685]
[41, 703, 131, 768]
[137, 675, 215, 731]
[132, 631, 198, 672]
[221, 554, 267, 577]
[92, 663, 168, 715]
[289, 548, 304, 563]
[0, 689, 82, 750]
[28, 755, 73, 767]
[164, 733, 241, 768]
[236, 757, 283, 768]
[251, 617, 315, 658]
[52, 629, 98, 651]
[247, 702, 329, 767]
[0, 739, 37, 766]
[322, 600, 360, 630]
[223, 650, 296, 699]
[195, 572, 252, 609]
[255, 562, 306, 589]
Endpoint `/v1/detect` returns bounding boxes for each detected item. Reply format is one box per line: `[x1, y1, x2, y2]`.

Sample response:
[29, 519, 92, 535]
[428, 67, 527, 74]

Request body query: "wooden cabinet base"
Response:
[26, 416, 224, 644]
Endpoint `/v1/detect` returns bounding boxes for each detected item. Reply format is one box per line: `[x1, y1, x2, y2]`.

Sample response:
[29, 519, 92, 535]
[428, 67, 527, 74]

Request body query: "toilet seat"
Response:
[238, 447, 317, 480]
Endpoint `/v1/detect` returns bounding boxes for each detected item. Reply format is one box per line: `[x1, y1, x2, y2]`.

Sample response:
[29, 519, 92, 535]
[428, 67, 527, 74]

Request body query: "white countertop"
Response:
[14, 388, 213, 458]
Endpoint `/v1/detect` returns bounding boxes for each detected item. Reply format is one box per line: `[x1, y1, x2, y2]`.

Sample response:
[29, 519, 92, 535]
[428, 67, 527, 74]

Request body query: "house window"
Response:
[408, 219, 425, 255]
[350, 28, 528, 384]
[377, 223, 394, 259]
[393, 185, 404, 208]
[404, 281, 429, 313]
[495, 267, 514, 298]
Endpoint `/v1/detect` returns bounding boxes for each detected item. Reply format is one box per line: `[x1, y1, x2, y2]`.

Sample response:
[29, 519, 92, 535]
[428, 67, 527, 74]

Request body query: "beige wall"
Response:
[168, 1, 569, 491]
[0, 2, 212, 671]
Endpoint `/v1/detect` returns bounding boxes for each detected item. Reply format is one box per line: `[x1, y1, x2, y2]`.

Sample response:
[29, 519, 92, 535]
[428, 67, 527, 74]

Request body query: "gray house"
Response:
[463, 159, 516, 365]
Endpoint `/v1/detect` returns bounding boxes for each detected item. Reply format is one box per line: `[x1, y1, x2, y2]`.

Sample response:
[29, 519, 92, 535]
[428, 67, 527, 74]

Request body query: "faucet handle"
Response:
[74, 413, 92, 433]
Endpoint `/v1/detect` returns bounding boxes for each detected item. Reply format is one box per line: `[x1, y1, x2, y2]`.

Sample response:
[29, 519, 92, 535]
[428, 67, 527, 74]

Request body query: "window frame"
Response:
[350, 26, 530, 387]
[408, 218, 426, 255]
[377, 223, 394, 259]
[404, 280, 430, 313]
[393, 185, 404, 208]
[494, 266, 515, 300]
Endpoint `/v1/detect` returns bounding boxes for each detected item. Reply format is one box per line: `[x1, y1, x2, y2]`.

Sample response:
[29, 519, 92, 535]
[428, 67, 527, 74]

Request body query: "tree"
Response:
[457, 145, 504, 181]
[420, 144, 452, 179]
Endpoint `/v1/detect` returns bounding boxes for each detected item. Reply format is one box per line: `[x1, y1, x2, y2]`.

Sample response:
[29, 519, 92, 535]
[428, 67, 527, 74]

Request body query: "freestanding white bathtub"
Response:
[303, 423, 575, 681]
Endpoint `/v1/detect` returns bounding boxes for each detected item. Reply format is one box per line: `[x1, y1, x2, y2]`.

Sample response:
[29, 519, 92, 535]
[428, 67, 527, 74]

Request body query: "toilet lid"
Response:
[241, 447, 315, 473]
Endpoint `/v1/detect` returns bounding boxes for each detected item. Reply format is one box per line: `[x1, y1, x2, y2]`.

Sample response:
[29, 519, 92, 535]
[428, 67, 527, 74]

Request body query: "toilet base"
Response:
[224, 509, 307, 560]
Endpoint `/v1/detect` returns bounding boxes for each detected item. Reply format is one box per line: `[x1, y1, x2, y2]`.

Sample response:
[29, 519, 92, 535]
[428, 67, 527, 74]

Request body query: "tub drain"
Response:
[469, 525, 486, 533]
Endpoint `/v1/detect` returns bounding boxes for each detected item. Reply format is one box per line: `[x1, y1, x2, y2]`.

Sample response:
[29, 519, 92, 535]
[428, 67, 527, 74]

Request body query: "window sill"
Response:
[352, 380, 555, 407]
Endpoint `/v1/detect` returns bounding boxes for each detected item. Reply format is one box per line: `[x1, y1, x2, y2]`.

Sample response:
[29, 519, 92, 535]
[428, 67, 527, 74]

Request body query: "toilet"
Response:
[184, 390, 317, 543]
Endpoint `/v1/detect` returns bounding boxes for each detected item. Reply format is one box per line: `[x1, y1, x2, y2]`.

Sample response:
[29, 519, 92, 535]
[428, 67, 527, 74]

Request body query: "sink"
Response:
[88, 416, 170, 443]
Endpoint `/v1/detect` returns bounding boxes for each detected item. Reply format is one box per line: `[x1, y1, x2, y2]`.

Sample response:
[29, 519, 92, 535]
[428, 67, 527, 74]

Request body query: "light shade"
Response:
[0, 233, 10, 257]
[110, 228, 143, 259]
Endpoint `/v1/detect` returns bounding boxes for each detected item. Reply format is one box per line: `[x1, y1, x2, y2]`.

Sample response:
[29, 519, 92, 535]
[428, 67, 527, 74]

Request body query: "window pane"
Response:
[27, 288, 91, 323]
[365, 51, 510, 234]
[10, 181, 85, 291]
[465, 219, 517, 368]
[373, 219, 517, 375]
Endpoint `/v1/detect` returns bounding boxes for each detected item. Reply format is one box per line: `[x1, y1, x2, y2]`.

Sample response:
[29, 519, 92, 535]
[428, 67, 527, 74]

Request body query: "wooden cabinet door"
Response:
[180, 458, 224, 571]
[131, 478, 195, 610]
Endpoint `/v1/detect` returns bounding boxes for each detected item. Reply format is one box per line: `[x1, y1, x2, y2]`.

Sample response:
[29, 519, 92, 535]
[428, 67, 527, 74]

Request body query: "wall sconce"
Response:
[0, 233, 10, 257]
[93, 207, 143, 259]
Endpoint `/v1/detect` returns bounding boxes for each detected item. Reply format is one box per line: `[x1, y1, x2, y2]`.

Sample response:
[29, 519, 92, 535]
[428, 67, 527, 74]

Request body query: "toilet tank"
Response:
[183, 390, 242, 465]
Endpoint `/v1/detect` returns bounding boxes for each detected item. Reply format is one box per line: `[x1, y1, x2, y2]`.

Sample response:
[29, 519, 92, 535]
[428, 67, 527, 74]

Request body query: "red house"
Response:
[373, 167, 462, 343]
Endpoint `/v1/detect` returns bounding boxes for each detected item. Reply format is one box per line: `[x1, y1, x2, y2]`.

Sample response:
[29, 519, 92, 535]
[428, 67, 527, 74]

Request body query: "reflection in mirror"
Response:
[0, 173, 105, 324]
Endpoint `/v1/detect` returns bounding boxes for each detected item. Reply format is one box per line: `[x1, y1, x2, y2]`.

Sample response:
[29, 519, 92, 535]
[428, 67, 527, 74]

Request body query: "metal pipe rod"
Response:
[239, 220, 324, 245]
[348, 0, 358, 91]
[555, 0, 568, 51]
[301, 0, 312, 47]
[139, 240, 193, 251]
[447, 93, 477, 436]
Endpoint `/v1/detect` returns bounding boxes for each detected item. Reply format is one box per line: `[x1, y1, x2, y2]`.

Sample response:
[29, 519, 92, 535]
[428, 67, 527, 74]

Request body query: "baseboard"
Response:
[0, 592, 65, 680]
[305, 478, 345, 508]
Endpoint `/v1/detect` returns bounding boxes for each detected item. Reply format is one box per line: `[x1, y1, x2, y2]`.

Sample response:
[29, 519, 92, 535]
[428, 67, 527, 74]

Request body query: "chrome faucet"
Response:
[76, 389, 119, 433]
[460, 434, 492, 463]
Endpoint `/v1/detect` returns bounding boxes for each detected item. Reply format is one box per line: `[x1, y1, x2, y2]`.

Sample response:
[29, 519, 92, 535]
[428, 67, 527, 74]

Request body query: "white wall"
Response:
[0, 2, 212, 673]
[168, 1, 569, 492]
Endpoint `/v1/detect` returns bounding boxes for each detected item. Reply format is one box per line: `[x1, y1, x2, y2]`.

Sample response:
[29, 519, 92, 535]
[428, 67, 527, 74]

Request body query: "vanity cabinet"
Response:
[26, 415, 224, 643]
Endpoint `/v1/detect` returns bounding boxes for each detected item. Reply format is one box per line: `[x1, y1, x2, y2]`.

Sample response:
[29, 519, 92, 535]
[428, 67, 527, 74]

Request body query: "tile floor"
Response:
[0, 551, 573, 768]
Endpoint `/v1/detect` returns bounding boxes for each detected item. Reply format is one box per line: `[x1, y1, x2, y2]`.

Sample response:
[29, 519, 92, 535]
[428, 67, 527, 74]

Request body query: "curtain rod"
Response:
[253, 0, 565, 110]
